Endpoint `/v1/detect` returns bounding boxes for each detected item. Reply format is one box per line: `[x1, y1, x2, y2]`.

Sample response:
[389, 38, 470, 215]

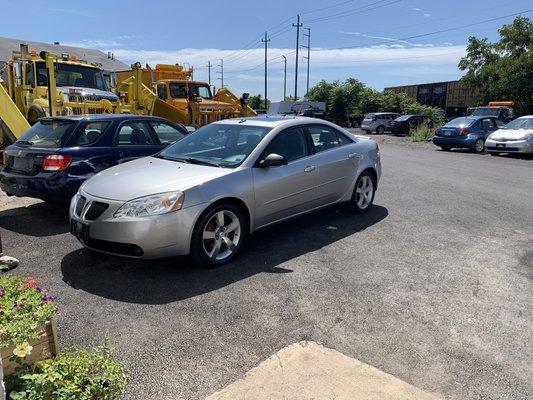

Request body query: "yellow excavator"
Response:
[115, 63, 256, 127]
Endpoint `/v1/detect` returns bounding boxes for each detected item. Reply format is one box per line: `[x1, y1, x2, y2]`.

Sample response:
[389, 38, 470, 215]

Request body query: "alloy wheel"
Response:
[202, 210, 242, 261]
[355, 175, 374, 209]
[474, 139, 485, 153]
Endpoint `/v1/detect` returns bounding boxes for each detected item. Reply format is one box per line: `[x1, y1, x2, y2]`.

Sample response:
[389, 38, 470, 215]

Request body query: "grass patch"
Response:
[409, 125, 435, 142]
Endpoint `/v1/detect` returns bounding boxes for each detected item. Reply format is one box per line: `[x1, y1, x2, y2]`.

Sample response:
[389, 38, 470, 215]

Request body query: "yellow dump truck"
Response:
[116, 64, 256, 127]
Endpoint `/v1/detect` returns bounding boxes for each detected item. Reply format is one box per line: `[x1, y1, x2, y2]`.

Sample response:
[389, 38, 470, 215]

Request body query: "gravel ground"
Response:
[1, 140, 532, 400]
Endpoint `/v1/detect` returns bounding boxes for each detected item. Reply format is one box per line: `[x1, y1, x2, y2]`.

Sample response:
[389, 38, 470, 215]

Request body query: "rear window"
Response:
[396, 115, 411, 121]
[444, 117, 474, 128]
[16, 119, 76, 148]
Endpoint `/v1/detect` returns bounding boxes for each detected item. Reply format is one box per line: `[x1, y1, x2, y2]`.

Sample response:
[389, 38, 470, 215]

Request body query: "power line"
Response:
[306, 0, 401, 23]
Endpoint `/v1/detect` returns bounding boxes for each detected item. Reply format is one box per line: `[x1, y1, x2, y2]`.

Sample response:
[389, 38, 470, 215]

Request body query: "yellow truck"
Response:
[116, 64, 256, 127]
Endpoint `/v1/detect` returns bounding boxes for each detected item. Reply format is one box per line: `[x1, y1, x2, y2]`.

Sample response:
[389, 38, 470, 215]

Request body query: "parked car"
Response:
[69, 116, 381, 266]
[432, 116, 506, 153]
[387, 114, 435, 136]
[1, 115, 188, 202]
[485, 115, 533, 155]
[361, 112, 401, 134]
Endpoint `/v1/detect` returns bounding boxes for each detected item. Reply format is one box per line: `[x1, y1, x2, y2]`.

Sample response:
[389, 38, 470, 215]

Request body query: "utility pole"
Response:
[261, 31, 271, 110]
[217, 59, 224, 88]
[303, 28, 311, 97]
[293, 14, 303, 100]
[206, 61, 212, 86]
[282, 55, 287, 101]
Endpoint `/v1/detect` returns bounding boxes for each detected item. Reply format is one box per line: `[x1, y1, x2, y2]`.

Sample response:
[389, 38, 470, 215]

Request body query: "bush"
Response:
[410, 125, 436, 142]
[0, 276, 56, 353]
[8, 344, 128, 400]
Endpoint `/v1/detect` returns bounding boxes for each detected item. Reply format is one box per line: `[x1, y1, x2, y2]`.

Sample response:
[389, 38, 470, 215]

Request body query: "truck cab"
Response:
[468, 102, 515, 122]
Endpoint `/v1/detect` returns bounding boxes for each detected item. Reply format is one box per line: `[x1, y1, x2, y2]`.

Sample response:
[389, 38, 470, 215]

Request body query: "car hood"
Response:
[82, 157, 233, 201]
[490, 128, 533, 140]
[60, 86, 119, 101]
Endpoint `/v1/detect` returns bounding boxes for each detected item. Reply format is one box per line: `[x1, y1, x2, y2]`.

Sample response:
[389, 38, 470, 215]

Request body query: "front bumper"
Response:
[485, 138, 533, 154]
[0, 169, 84, 202]
[432, 135, 477, 149]
[69, 190, 207, 259]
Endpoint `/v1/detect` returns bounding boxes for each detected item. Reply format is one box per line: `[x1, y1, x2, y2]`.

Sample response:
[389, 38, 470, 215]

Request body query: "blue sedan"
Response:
[1, 114, 187, 202]
[432, 116, 506, 153]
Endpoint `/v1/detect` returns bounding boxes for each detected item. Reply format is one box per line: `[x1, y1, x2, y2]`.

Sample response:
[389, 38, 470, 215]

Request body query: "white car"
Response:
[485, 116, 533, 155]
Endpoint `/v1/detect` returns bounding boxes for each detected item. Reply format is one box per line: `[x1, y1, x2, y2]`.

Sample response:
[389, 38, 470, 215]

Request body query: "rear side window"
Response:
[444, 118, 473, 128]
[16, 119, 75, 148]
[479, 119, 495, 129]
[72, 121, 110, 146]
[309, 126, 340, 152]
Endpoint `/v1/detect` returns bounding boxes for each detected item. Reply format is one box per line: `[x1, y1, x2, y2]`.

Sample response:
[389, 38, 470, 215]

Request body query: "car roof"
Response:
[214, 115, 318, 128]
[42, 114, 171, 123]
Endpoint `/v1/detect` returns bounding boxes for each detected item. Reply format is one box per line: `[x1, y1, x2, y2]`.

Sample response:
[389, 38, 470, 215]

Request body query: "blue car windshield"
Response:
[444, 117, 475, 128]
[157, 124, 272, 168]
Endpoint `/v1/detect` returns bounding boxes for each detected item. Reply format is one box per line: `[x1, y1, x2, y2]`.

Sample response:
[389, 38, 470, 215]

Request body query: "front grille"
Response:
[486, 146, 519, 151]
[84, 201, 109, 221]
[87, 238, 144, 257]
[75, 196, 86, 217]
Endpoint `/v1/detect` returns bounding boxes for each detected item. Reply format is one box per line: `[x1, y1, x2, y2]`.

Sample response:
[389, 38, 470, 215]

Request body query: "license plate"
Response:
[12, 157, 31, 171]
[70, 220, 90, 243]
[443, 131, 453, 136]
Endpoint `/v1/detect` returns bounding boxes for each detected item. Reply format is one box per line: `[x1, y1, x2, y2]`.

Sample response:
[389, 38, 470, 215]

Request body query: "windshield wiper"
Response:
[182, 157, 222, 167]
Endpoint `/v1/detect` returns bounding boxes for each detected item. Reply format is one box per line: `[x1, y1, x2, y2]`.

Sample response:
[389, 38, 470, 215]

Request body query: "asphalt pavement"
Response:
[0, 141, 532, 399]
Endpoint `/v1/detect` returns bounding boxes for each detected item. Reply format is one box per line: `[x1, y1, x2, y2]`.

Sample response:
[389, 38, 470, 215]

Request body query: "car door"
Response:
[114, 120, 161, 163]
[478, 118, 496, 138]
[306, 124, 359, 205]
[252, 126, 318, 228]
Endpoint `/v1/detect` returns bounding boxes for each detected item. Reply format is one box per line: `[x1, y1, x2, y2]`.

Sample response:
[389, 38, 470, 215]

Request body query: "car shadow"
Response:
[0, 202, 70, 236]
[61, 204, 389, 304]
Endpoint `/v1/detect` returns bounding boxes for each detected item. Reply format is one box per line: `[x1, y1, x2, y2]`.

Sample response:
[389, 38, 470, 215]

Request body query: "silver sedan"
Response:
[69, 116, 381, 266]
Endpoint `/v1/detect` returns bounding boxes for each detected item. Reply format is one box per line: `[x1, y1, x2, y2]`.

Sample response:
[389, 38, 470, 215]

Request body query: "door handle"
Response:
[304, 165, 316, 173]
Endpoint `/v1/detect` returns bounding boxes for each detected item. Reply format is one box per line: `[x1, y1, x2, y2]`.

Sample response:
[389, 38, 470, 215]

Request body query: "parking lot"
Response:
[1, 139, 532, 399]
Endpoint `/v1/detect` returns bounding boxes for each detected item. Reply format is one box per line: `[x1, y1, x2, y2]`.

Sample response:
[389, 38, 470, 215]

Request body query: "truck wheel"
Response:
[346, 121, 353, 128]
[28, 108, 44, 125]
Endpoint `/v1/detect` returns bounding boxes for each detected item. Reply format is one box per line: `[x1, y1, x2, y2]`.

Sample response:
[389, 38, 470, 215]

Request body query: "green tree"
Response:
[248, 94, 270, 110]
[459, 16, 533, 114]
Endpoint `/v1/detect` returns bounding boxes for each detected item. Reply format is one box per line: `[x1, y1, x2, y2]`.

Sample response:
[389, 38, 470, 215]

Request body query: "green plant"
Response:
[0, 276, 56, 354]
[8, 343, 128, 400]
[409, 125, 436, 142]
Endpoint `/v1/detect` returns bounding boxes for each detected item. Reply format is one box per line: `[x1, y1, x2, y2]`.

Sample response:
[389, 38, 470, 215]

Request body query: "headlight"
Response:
[114, 191, 184, 218]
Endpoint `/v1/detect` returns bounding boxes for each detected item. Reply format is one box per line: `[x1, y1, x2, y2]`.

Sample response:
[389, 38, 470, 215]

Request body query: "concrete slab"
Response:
[205, 341, 443, 400]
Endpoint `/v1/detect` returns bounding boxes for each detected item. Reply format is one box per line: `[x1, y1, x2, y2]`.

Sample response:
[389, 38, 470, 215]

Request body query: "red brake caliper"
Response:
[204, 221, 217, 249]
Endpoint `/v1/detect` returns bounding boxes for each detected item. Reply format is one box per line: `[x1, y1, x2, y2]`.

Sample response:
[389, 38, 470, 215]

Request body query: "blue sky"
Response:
[1, 0, 531, 100]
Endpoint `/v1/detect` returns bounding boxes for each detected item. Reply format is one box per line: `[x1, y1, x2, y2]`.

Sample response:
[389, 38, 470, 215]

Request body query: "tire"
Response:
[376, 125, 385, 135]
[27, 108, 45, 125]
[472, 138, 485, 153]
[440, 145, 451, 151]
[348, 171, 376, 214]
[346, 121, 353, 128]
[190, 202, 247, 267]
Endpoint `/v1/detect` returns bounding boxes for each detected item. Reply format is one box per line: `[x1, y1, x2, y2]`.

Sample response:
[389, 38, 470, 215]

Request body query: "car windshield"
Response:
[169, 82, 212, 99]
[157, 123, 272, 168]
[501, 118, 533, 130]
[396, 115, 411, 121]
[36, 61, 108, 91]
[471, 107, 501, 117]
[16, 119, 76, 148]
[444, 117, 474, 128]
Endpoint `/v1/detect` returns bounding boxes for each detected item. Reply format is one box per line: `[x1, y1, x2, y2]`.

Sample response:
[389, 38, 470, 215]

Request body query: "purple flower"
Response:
[15, 303, 25, 309]
[35, 287, 43, 292]
[42, 294, 57, 303]
[0, 287, 4, 297]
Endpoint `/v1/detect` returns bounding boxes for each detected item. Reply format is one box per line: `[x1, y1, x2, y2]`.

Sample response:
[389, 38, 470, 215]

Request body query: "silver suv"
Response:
[361, 112, 400, 134]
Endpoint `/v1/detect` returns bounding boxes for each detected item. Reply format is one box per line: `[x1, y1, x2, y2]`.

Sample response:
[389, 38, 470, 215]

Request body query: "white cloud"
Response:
[63, 35, 134, 49]
[424, 13, 432, 17]
[412, 7, 421, 11]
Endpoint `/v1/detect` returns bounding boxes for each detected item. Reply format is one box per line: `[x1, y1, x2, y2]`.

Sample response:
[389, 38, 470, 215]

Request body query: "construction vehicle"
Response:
[468, 101, 516, 122]
[115, 63, 256, 127]
[1, 44, 124, 144]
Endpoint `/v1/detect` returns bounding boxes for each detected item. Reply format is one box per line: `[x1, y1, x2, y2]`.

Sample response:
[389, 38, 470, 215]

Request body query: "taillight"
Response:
[42, 154, 72, 172]
[2, 150, 7, 167]
[459, 128, 471, 136]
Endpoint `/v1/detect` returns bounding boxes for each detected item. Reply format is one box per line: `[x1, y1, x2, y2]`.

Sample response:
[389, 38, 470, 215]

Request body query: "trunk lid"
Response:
[4, 145, 60, 176]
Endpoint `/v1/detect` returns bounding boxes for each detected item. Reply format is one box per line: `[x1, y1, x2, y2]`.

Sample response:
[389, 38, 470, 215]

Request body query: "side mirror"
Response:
[258, 153, 287, 168]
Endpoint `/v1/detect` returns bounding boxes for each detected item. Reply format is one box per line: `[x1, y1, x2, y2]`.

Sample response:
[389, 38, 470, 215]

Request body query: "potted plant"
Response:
[0, 276, 58, 378]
